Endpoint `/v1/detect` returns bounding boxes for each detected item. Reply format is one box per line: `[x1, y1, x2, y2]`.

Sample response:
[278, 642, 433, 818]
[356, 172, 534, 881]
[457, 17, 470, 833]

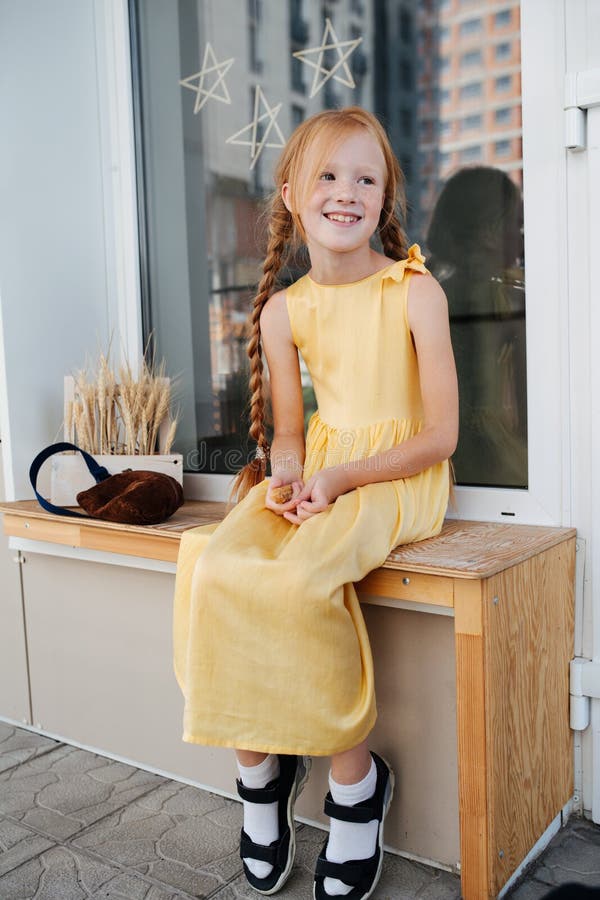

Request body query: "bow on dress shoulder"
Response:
[383, 243, 428, 282]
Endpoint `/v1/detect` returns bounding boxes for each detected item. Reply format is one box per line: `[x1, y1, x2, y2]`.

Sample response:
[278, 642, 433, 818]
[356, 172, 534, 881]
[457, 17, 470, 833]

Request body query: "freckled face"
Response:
[283, 130, 387, 256]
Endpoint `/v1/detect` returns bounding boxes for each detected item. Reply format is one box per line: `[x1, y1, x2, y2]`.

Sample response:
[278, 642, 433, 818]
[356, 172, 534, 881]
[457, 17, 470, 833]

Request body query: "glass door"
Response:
[453, 0, 567, 524]
[96, 0, 569, 523]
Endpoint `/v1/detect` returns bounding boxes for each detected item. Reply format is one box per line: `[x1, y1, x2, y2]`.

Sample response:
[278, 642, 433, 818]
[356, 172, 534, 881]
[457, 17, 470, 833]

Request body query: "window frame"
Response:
[102, 0, 568, 525]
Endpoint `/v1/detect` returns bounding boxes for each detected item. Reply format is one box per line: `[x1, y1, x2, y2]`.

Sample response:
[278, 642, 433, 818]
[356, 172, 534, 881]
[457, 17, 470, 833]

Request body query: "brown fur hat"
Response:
[77, 470, 183, 526]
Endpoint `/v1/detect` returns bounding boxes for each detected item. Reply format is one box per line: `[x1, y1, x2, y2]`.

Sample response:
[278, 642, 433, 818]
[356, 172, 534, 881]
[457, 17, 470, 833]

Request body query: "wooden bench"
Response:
[0, 499, 576, 899]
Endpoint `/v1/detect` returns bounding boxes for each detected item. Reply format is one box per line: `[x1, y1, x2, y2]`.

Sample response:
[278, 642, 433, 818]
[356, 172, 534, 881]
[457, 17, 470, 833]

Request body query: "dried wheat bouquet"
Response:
[65, 343, 179, 456]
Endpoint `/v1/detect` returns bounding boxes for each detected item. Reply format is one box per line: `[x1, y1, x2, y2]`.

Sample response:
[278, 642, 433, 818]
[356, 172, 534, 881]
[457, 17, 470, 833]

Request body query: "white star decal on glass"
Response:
[225, 86, 286, 170]
[292, 18, 363, 99]
[179, 43, 235, 114]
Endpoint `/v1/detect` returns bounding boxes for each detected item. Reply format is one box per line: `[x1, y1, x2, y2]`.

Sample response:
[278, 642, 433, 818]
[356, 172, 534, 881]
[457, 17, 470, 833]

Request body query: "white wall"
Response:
[0, 0, 112, 499]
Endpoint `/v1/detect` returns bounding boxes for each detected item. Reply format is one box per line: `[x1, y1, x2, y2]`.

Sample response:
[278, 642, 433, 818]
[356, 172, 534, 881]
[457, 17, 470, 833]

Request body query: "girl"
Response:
[173, 107, 458, 900]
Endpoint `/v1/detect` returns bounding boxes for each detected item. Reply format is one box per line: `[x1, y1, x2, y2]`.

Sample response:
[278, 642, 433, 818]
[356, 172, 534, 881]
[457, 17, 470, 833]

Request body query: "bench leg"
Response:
[454, 578, 489, 899]
[454, 541, 575, 900]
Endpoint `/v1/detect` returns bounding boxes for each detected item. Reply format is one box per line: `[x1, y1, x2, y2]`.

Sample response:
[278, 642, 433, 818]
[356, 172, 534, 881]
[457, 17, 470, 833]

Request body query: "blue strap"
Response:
[29, 442, 111, 518]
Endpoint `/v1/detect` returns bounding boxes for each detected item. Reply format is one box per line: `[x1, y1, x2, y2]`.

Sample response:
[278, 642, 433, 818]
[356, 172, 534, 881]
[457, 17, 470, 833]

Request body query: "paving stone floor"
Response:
[0, 723, 599, 899]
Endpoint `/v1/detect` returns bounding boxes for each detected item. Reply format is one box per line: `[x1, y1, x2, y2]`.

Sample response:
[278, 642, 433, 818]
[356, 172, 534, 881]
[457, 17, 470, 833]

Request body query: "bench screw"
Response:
[402, 577, 411, 586]
[493, 596, 499, 605]
[498, 849, 505, 859]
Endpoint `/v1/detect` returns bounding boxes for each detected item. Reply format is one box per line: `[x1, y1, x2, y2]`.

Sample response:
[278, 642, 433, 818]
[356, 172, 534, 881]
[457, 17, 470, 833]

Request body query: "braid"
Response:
[227, 196, 292, 507]
[379, 202, 408, 261]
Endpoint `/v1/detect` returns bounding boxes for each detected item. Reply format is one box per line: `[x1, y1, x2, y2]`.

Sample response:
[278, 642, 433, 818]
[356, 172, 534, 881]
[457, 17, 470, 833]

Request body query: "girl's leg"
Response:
[234, 748, 281, 879]
[330, 738, 371, 784]
[235, 748, 268, 766]
[324, 738, 379, 897]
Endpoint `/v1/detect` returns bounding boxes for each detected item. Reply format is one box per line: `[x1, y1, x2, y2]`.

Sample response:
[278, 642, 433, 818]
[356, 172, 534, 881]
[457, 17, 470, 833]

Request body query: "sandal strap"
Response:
[315, 852, 377, 886]
[240, 828, 289, 867]
[240, 831, 278, 865]
[236, 776, 279, 804]
[323, 793, 376, 823]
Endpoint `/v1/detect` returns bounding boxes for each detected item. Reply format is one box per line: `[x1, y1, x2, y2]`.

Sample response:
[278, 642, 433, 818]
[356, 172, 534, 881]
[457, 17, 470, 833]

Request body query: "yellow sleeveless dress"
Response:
[173, 244, 449, 756]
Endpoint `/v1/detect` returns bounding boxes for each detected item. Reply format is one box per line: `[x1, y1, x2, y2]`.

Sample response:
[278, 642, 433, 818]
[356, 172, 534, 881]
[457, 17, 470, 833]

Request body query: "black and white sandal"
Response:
[236, 754, 312, 895]
[313, 752, 395, 900]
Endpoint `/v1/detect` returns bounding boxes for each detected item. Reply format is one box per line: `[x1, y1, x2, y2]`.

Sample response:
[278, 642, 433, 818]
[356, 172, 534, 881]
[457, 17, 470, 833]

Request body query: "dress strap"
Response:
[382, 243, 428, 282]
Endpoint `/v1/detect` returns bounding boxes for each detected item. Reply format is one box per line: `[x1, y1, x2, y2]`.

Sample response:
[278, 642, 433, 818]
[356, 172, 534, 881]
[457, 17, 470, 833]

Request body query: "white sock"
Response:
[324, 755, 379, 896]
[237, 753, 280, 880]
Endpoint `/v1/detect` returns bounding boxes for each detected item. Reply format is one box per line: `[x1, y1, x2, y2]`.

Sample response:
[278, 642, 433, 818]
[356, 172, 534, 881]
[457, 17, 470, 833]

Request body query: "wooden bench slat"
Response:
[0, 499, 576, 579]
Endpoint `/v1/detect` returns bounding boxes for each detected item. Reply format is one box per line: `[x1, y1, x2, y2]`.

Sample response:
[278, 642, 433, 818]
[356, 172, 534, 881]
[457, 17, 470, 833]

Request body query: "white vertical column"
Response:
[587, 100, 600, 825]
[564, 0, 600, 824]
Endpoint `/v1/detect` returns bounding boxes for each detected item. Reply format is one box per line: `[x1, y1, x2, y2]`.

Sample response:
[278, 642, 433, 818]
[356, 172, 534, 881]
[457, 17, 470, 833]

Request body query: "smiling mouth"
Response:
[324, 213, 362, 224]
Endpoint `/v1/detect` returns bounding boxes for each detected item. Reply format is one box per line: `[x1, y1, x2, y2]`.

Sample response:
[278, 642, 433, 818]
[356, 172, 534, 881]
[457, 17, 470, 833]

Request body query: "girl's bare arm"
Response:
[259, 290, 306, 487]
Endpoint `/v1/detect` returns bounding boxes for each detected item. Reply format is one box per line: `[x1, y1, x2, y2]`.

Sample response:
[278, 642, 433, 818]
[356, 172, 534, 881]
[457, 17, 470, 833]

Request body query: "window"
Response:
[495, 74, 512, 92]
[494, 9, 512, 28]
[248, 0, 262, 74]
[249, 87, 265, 193]
[291, 54, 306, 93]
[399, 9, 412, 43]
[323, 79, 340, 109]
[290, 0, 309, 44]
[495, 41, 511, 61]
[460, 81, 482, 100]
[462, 113, 482, 130]
[349, 25, 367, 90]
[461, 49, 482, 67]
[291, 104, 304, 129]
[400, 107, 413, 136]
[400, 60, 413, 89]
[130, 0, 527, 492]
[400, 154, 413, 180]
[460, 18, 482, 37]
[460, 144, 482, 162]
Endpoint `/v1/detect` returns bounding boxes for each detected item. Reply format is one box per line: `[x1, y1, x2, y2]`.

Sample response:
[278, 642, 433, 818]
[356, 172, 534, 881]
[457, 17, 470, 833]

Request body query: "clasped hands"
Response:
[265, 466, 351, 525]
